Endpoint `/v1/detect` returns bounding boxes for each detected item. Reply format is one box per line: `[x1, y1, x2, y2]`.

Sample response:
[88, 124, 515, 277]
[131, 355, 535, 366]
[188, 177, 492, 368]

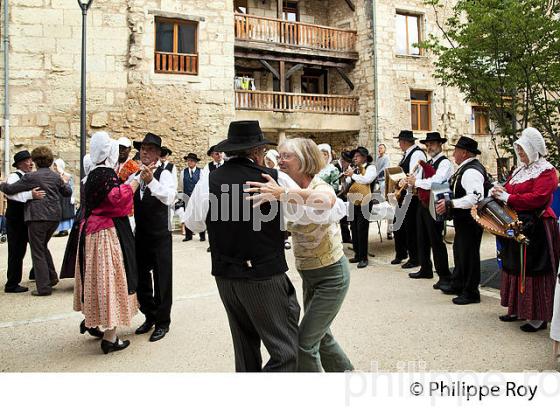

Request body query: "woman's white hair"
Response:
[514, 127, 547, 164]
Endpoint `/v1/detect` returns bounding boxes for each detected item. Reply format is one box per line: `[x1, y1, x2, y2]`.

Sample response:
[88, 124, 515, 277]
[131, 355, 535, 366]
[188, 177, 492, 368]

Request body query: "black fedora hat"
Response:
[214, 121, 275, 153]
[340, 151, 353, 163]
[133, 132, 163, 151]
[420, 131, 447, 144]
[351, 146, 373, 163]
[452, 136, 481, 155]
[161, 146, 172, 157]
[394, 130, 417, 142]
[183, 153, 200, 162]
[207, 145, 222, 156]
[12, 150, 31, 167]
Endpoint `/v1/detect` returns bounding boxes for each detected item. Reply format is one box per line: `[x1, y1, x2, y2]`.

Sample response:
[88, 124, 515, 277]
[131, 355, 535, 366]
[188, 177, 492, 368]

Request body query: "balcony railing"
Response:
[235, 90, 359, 115]
[155, 51, 198, 75]
[234, 13, 357, 53]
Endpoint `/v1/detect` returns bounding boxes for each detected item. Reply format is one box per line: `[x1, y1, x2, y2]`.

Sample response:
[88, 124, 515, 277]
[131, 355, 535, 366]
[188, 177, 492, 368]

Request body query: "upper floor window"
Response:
[283, 2, 299, 22]
[155, 18, 198, 75]
[396, 12, 422, 56]
[234, 0, 248, 14]
[411, 91, 431, 131]
[473, 106, 490, 135]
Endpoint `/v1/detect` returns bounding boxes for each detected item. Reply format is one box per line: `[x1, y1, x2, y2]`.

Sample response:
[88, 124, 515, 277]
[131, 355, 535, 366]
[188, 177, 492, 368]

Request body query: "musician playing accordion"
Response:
[405, 132, 453, 288]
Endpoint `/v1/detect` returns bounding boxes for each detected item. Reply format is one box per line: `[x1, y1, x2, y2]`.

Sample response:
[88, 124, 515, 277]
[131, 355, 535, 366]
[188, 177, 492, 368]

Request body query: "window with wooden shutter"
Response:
[154, 18, 198, 75]
[411, 91, 431, 131]
[473, 106, 490, 135]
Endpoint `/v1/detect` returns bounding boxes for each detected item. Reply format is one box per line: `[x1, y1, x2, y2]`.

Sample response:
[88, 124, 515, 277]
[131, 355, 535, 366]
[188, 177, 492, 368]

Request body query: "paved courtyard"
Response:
[0, 224, 557, 372]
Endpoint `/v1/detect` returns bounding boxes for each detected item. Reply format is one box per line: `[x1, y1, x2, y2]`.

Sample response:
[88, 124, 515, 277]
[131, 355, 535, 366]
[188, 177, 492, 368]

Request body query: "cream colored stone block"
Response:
[91, 112, 108, 128]
[10, 36, 56, 54]
[36, 113, 50, 127]
[11, 127, 43, 139]
[12, 8, 63, 25]
[55, 122, 70, 138]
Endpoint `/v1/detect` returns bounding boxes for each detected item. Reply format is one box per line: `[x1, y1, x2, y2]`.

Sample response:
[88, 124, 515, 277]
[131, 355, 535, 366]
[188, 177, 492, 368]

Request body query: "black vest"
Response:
[5, 171, 25, 221]
[430, 155, 447, 171]
[450, 159, 490, 220]
[206, 157, 288, 279]
[134, 167, 170, 237]
[399, 146, 425, 173]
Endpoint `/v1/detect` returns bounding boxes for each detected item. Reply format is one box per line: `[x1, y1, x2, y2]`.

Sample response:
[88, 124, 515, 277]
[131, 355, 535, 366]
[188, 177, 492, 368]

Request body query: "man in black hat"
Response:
[184, 120, 300, 372]
[343, 146, 377, 268]
[130, 133, 178, 341]
[202, 145, 225, 177]
[180, 153, 205, 242]
[3, 151, 45, 293]
[406, 132, 453, 288]
[160, 146, 177, 180]
[436, 136, 491, 305]
[391, 130, 426, 269]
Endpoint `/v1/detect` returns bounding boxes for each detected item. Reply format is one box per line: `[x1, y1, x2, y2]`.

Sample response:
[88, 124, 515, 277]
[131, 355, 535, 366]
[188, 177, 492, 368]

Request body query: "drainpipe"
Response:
[3, 0, 9, 178]
[371, 0, 379, 153]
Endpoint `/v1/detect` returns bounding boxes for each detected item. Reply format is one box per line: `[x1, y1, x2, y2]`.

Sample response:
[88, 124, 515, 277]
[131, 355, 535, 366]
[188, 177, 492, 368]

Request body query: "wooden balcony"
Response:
[234, 13, 357, 58]
[235, 90, 359, 115]
[154, 51, 198, 75]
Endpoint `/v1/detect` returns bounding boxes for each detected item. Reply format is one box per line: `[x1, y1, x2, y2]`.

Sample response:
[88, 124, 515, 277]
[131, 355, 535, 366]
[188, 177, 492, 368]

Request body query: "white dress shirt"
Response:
[201, 160, 225, 179]
[345, 163, 378, 185]
[6, 172, 33, 203]
[402, 145, 426, 178]
[451, 158, 485, 209]
[128, 161, 177, 206]
[414, 152, 453, 190]
[185, 169, 346, 234]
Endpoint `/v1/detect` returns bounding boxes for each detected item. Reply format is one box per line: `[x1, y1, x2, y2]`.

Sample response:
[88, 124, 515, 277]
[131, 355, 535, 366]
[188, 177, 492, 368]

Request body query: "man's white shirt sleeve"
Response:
[184, 171, 210, 233]
[6, 173, 33, 203]
[452, 169, 485, 209]
[415, 158, 453, 190]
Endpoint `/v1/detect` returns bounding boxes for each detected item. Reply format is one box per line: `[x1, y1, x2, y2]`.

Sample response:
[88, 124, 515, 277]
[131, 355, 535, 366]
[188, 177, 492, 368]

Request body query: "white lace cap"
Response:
[514, 127, 547, 165]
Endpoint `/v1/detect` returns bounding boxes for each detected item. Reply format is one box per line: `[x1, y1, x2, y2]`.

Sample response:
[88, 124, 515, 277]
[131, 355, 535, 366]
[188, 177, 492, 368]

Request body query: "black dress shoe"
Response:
[149, 327, 169, 342]
[499, 315, 519, 322]
[401, 261, 419, 269]
[50, 278, 59, 287]
[182, 237, 192, 242]
[101, 338, 130, 354]
[409, 271, 434, 279]
[199, 233, 206, 242]
[4, 285, 29, 293]
[31, 290, 52, 296]
[439, 284, 462, 295]
[135, 320, 155, 335]
[452, 295, 480, 305]
[432, 279, 450, 290]
[357, 260, 368, 269]
[390, 258, 404, 265]
[520, 322, 547, 332]
[342, 239, 352, 244]
[349, 257, 360, 263]
[80, 320, 104, 338]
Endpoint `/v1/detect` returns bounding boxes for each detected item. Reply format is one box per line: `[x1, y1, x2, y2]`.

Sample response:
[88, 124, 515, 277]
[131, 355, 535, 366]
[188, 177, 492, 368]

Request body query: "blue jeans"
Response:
[297, 257, 354, 372]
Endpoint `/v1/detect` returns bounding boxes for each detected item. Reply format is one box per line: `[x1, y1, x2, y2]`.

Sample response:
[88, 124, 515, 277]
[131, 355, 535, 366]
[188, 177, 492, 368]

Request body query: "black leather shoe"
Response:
[357, 260, 368, 269]
[499, 315, 518, 322]
[135, 320, 155, 335]
[4, 285, 29, 293]
[401, 261, 419, 269]
[31, 290, 52, 296]
[520, 322, 547, 332]
[101, 338, 130, 354]
[432, 279, 450, 290]
[182, 237, 192, 242]
[439, 284, 462, 295]
[80, 320, 104, 338]
[409, 271, 434, 279]
[452, 295, 480, 305]
[199, 233, 206, 242]
[390, 258, 404, 265]
[50, 278, 59, 287]
[149, 327, 169, 342]
[349, 257, 360, 263]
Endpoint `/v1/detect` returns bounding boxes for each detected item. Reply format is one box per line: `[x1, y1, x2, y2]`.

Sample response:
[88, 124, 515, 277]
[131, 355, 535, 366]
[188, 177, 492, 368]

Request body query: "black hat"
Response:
[214, 121, 275, 153]
[12, 150, 31, 167]
[161, 146, 172, 157]
[452, 136, 481, 155]
[395, 130, 417, 141]
[340, 151, 353, 163]
[133, 132, 163, 151]
[207, 145, 219, 156]
[184, 153, 200, 162]
[351, 146, 373, 163]
[420, 132, 447, 144]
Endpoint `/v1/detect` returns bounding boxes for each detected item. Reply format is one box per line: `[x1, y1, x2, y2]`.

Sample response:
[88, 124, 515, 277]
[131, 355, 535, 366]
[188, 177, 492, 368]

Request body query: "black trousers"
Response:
[393, 195, 419, 263]
[451, 217, 483, 299]
[339, 216, 351, 243]
[27, 221, 59, 294]
[5, 215, 29, 290]
[350, 203, 371, 261]
[185, 228, 205, 241]
[215, 274, 300, 372]
[136, 233, 173, 328]
[417, 205, 451, 278]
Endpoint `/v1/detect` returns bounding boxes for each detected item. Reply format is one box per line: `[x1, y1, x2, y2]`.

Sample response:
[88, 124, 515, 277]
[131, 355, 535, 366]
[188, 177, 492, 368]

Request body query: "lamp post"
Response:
[77, 0, 94, 181]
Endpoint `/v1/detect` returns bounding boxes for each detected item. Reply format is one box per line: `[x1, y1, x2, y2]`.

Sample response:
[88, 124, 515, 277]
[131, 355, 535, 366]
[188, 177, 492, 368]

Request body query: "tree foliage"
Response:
[422, 0, 560, 167]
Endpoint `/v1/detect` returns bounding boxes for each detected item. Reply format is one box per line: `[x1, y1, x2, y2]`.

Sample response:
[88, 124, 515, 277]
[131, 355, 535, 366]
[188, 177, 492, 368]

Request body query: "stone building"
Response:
[0, 0, 498, 179]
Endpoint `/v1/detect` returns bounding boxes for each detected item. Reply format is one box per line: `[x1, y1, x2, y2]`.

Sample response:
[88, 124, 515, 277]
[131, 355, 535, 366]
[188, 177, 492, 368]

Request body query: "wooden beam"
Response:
[238, 51, 354, 69]
[259, 59, 280, 79]
[277, 0, 283, 19]
[335, 67, 355, 90]
[344, 0, 356, 12]
[286, 63, 304, 79]
[279, 60, 286, 92]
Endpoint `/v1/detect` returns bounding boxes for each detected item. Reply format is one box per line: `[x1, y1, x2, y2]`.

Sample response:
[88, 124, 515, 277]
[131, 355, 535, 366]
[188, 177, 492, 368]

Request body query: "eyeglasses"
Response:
[278, 152, 295, 160]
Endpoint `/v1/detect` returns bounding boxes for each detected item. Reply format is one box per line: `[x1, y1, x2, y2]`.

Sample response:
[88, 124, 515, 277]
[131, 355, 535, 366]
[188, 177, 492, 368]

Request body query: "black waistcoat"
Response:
[134, 167, 170, 237]
[431, 155, 447, 170]
[450, 159, 488, 220]
[207, 157, 288, 279]
[399, 146, 425, 173]
[5, 171, 25, 221]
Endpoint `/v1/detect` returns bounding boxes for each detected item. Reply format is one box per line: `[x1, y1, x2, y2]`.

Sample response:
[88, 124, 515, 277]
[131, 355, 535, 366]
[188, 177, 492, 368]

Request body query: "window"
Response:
[411, 91, 431, 131]
[301, 68, 328, 94]
[154, 18, 198, 75]
[473, 106, 490, 135]
[396, 13, 421, 55]
[234, 0, 248, 14]
[283, 2, 299, 22]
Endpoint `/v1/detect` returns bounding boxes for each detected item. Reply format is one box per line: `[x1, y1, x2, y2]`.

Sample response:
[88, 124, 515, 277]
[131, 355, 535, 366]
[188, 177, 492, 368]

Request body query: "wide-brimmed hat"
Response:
[161, 146, 172, 157]
[351, 146, 373, 163]
[12, 150, 31, 167]
[207, 145, 219, 156]
[340, 151, 353, 163]
[452, 136, 481, 155]
[184, 153, 200, 162]
[133, 132, 163, 151]
[420, 131, 447, 144]
[394, 130, 417, 142]
[214, 121, 275, 153]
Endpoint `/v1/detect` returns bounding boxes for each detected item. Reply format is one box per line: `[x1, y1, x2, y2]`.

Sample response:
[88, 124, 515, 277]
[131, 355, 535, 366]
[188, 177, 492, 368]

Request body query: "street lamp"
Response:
[77, 0, 94, 181]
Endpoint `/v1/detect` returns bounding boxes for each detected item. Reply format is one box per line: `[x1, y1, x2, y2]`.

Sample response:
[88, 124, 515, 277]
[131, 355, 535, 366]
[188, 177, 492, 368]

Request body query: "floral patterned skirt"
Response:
[73, 227, 138, 329]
